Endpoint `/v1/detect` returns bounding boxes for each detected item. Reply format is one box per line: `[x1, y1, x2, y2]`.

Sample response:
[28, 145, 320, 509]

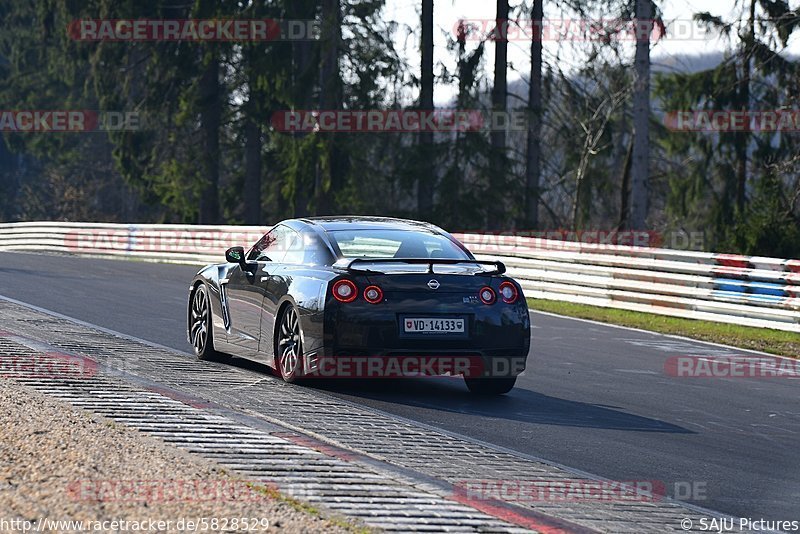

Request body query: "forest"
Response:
[1, 0, 799, 257]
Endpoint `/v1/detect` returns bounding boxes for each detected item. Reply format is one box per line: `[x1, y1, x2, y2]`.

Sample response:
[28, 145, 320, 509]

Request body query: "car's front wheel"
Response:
[190, 284, 226, 361]
[464, 376, 517, 395]
[276, 305, 303, 383]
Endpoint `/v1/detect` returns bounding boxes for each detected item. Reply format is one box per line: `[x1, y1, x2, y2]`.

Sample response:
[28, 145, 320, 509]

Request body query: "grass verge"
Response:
[527, 298, 799, 359]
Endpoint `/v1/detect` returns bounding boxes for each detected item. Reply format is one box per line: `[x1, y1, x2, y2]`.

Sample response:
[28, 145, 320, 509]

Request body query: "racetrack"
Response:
[1, 250, 797, 522]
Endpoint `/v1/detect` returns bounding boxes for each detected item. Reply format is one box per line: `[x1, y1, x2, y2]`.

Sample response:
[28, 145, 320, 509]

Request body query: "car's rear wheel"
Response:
[190, 284, 226, 361]
[277, 305, 303, 383]
[464, 376, 517, 395]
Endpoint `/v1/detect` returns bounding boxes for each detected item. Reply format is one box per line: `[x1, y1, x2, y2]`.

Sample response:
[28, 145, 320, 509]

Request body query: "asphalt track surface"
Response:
[0, 251, 797, 522]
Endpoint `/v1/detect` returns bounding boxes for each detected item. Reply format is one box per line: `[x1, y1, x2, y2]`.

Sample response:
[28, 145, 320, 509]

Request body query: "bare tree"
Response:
[735, 0, 756, 216]
[315, 0, 342, 215]
[244, 46, 262, 225]
[570, 89, 629, 229]
[418, 0, 434, 217]
[524, 0, 543, 228]
[628, 0, 651, 229]
[488, 0, 509, 229]
[199, 51, 221, 224]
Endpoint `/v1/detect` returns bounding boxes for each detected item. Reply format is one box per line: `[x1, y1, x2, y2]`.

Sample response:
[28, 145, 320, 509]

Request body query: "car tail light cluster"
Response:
[332, 279, 358, 303]
[331, 279, 384, 304]
[333, 279, 518, 305]
[363, 285, 383, 304]
[499, 281, 519, 303]
[479, 282, 519, 305]
[479, 286, 496, 305]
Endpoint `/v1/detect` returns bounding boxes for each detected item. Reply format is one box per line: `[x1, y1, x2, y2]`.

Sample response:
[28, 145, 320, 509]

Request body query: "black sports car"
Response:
[187, 217, 530, 394]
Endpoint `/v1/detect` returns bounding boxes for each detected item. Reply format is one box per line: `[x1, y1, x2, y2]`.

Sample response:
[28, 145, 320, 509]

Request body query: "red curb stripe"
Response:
[451, 492, 598, 534]
[274, 431, 599, 533]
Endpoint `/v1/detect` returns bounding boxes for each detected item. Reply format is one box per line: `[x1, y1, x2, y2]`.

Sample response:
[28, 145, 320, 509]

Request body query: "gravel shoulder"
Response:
[0, 379, 356, 533]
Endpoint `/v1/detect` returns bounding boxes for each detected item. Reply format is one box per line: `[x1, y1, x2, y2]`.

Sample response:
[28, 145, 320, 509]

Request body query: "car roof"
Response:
[293, 216, 443, 233]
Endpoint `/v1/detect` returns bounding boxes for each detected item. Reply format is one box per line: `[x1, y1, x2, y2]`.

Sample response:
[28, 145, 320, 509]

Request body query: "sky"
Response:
[381, 0, 800, 104]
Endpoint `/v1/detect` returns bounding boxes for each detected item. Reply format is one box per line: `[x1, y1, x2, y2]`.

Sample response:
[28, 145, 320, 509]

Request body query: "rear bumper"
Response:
[315, 297, 531, 378]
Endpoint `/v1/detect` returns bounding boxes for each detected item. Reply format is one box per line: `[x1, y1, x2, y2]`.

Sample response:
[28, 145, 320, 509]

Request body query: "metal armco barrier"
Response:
[0, 221, 269, 265]
[1, 222, 798, 333]
[453, 233, 800, 333]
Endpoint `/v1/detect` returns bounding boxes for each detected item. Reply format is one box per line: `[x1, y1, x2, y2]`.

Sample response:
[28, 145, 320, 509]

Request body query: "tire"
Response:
[189, 284, 227, 361]
[464, 376, 517, 395]
[276, 304, 303, 383]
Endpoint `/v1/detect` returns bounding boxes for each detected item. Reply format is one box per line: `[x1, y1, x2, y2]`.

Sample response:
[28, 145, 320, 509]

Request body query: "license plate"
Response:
[403, 317, 465, 334]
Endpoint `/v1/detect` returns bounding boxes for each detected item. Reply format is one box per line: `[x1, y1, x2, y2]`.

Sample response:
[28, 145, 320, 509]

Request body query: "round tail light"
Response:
[363, 285, 383, 304]
[332, 279, 357, 303]
[479, 286, 496, 305]
[499, 281, 519, 303]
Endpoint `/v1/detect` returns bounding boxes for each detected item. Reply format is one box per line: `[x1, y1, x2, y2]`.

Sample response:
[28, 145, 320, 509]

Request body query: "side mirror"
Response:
[225, 246, 246, 268]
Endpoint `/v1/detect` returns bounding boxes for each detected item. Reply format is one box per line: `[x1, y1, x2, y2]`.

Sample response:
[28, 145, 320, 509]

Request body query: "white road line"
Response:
[530, 309, 796, 361]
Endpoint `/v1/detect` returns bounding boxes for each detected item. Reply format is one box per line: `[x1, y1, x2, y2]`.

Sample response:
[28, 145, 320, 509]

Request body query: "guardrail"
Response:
[0, 221, 269, 265]
[1, 222, 798, 333]
[454, 233, 800, 333]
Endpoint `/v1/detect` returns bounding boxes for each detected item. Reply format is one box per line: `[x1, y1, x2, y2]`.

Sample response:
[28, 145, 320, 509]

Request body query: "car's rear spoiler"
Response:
[333, 258, 506, 275]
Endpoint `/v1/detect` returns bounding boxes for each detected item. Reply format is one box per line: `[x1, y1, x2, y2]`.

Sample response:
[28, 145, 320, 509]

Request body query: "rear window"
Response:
[327, 229, 468, 260]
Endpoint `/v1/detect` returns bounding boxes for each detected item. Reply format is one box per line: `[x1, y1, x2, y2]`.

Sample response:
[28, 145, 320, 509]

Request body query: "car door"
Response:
[256, 227, 305, 361]
[225, 226, 290, 359]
